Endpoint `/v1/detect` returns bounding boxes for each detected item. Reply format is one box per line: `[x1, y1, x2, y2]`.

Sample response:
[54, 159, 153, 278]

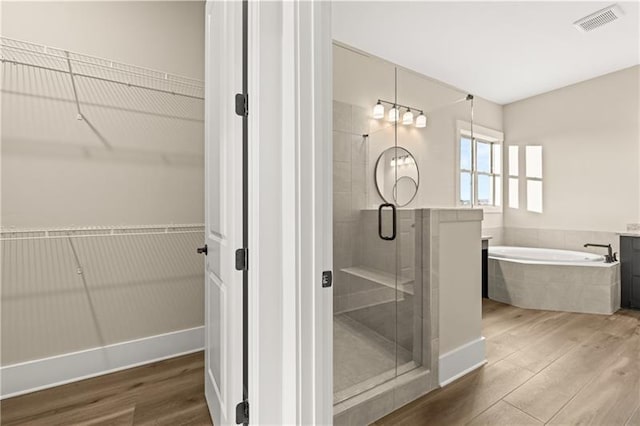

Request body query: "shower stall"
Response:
[332, 43, 442, 424]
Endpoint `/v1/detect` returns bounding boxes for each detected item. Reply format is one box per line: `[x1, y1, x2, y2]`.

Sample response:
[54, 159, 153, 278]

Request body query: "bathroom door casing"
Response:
[203, 1, 246, 425]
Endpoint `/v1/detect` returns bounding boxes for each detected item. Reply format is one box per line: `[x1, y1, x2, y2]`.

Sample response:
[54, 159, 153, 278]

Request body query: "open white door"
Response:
[203, 1, 245, 425]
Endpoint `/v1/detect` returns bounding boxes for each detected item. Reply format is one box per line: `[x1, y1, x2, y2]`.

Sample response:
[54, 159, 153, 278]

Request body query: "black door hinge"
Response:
[236, 400, 249, 424]
[235, 248, 248, 271]
[235, 93, 248, 117]
[322, 270, 333, 288]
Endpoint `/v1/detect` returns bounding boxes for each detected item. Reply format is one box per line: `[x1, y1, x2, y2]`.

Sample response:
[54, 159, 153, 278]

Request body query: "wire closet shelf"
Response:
[0, 224, 205, 241]
[0, 37, 204, 100]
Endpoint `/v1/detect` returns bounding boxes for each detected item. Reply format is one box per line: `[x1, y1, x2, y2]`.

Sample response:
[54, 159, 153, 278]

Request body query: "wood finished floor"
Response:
[2, 299, 639, 425]
[376, 299, 640, 426]
[0, 352, 212, 426]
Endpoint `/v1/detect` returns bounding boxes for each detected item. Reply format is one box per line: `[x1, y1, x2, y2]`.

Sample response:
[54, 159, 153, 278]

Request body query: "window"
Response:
[457, 123, 503, 209]
[526, 146, 543, 213]
[508, 146, 519, 209]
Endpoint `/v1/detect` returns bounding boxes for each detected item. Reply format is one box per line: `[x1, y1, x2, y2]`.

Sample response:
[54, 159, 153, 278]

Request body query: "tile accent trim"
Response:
[438, 337, 487, 387]
[1, 326, 204, 399]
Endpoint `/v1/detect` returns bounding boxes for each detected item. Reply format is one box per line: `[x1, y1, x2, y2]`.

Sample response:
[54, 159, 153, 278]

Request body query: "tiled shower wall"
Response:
[333, 101, 369, 310]
[332, 100, 420, 354]
[349, 210, 418, 353]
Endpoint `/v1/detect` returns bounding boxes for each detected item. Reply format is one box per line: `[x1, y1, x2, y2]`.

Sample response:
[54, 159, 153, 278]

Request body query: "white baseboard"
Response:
[439, 336, 487, 387]
[1, 326, 204, 399]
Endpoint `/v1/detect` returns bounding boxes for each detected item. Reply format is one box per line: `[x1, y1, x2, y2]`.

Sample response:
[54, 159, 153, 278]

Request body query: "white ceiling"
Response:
[332, 1, 640, 105]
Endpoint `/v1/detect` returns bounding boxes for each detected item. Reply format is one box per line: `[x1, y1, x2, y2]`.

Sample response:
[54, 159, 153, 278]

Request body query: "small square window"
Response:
[477, 174, 493, 206]
[460, 171, 472, 205]
[460, 138, 472, 170]
[477, 142, 491, 173]
[509, 177, 519, 209]
[493, 144, 502, 175]
[508, 146, 519, 176]
[527, 180, 543, 213]
[526, 146, 543, 179]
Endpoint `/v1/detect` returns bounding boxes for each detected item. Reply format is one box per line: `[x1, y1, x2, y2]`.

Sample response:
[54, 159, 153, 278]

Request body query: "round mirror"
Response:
[375, 147, 419, 207]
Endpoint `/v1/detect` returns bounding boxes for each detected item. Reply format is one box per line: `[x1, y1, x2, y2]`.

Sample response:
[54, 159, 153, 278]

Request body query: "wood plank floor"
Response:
[375, 299, 640, 426]
[0, 352, 212, 426]
[2, 300, 639, 425]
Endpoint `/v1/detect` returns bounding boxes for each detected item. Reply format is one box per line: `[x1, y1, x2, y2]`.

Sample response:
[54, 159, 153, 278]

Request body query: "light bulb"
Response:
[388, 106, 399, 122]
[390, 157, 396, 167]
[415, 113, 427, 128]
[402, 109, 414, 125]
[373, 101, 384, 119]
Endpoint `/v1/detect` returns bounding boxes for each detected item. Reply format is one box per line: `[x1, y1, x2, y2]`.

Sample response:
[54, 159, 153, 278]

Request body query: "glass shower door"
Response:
[394, 68, 424, 377]
[332, 46, 400, 405]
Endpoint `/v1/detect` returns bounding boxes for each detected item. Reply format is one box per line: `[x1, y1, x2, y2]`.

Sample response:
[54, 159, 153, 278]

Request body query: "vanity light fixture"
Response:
[373, 100, 385, 119]
[390, 155, 413, 167]
[388, 105, 399, 122]
[402, 109, 414, 125]
[372, 99, 426, 128]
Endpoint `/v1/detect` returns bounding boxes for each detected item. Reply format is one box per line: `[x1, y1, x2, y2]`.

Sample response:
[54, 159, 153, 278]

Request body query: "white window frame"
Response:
[455, 121, 504, 213]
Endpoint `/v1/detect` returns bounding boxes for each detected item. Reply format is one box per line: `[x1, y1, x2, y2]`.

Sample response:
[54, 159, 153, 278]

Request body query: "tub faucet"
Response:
[583, 243, 617, 263]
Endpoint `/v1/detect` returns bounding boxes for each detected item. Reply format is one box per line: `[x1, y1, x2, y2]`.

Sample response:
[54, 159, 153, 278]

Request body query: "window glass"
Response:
[526, 146, 543, 179]
[493, 144, 501, 174]
[477, 174, 492, 205]
[460, 172, 472, 205]
[527, 180, 543, 213]
[509, 146, 519, 176]
[509, 177, 519, 208]
[495, 176, 502, 207]
[460, 137, 472, 170]
[477, 141, 491, 173]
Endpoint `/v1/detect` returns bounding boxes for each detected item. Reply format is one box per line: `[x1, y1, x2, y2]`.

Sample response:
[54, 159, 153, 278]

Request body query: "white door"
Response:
[203, 1, 245, 425]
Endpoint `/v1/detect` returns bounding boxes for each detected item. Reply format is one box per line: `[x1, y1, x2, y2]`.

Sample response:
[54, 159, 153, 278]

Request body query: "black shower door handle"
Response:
[378, 203, 396, 241]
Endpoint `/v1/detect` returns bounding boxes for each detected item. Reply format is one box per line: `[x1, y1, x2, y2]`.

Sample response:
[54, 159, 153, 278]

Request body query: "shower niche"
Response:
[332, 43, 441, 425]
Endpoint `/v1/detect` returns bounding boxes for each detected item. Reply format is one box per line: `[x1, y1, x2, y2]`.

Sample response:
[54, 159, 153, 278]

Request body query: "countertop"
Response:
[618, 232, 640, 237]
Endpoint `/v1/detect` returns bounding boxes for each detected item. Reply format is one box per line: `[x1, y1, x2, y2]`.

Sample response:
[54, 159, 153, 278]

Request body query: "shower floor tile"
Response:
[333, 314, 414, 403]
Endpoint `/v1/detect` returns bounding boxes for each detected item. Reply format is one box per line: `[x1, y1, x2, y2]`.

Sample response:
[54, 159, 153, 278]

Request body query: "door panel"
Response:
[208, 272, 225, 399]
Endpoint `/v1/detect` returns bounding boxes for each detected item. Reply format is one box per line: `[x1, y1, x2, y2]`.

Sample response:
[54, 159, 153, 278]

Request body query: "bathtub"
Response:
[488, 246, 620, 315]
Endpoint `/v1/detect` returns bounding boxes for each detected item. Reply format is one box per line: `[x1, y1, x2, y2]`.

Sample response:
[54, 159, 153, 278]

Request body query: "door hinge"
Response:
[235, 93, 248, 117]
[235, 400, 249, 424]
[235, 248, 248, 271]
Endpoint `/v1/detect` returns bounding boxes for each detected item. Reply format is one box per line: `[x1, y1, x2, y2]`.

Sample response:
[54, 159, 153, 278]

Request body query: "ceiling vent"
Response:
[573, 4, 625, 32]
